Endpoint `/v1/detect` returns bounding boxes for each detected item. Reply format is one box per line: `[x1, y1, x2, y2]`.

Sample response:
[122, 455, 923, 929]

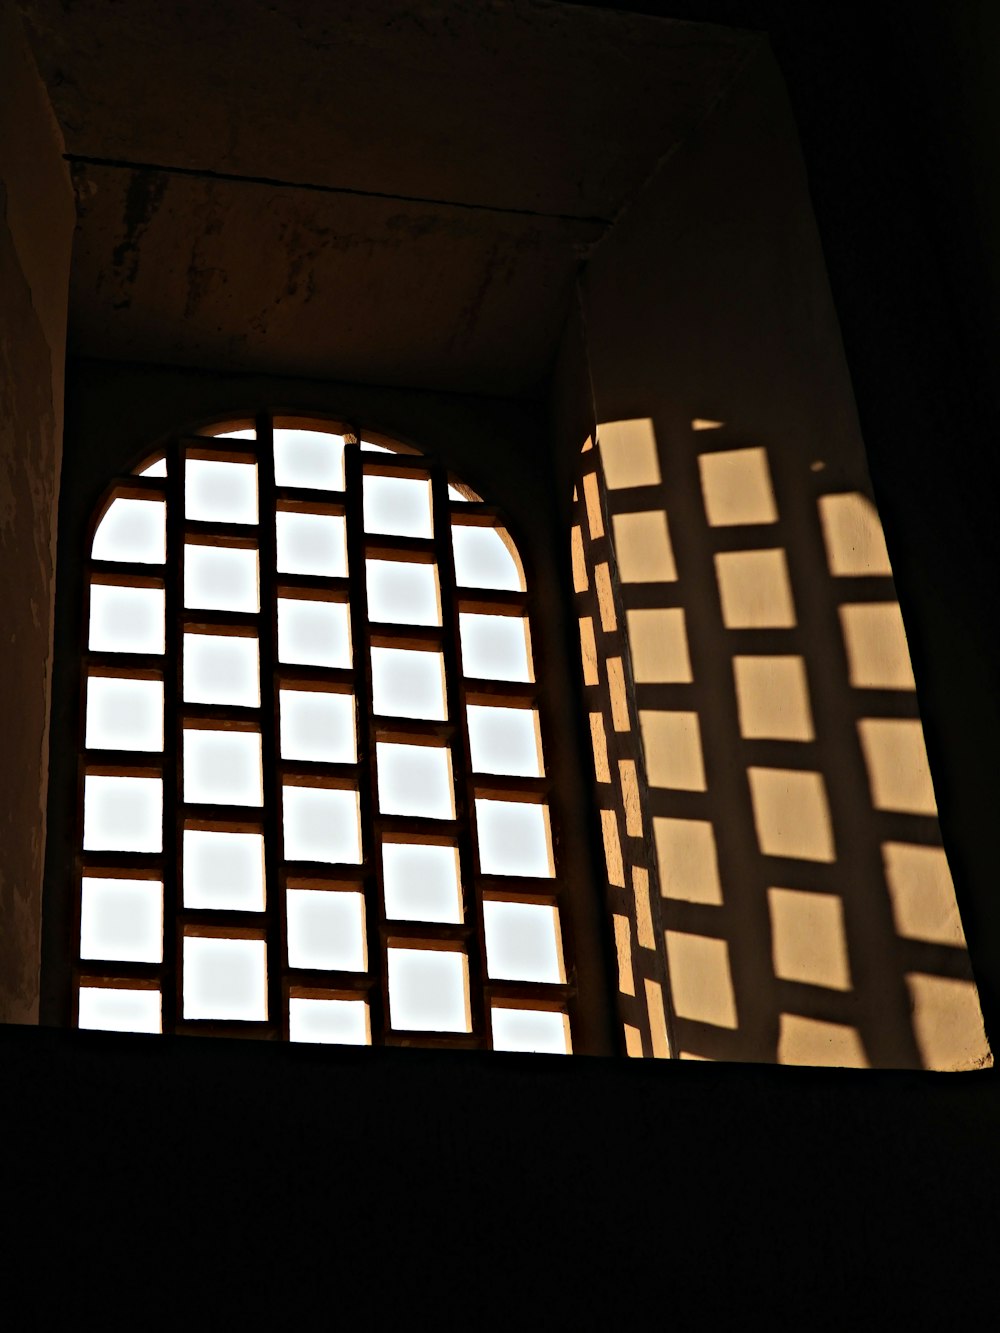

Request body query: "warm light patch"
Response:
[571, 524, 588, 593]
[857, 719, 937, 815]
[818, 492, 892, 577]
[714, 549, 796, 629]
[607, 658, 631, 732]
[595, 561, 617, 632]
[777, 1015, 868, 1068]
[618, 760, 643, 837]
[691, 418, 725, 431]
[614, 914, 635, 995]
[905, 974, 991, 1071]
[626, 607, 692, 684]
[645, 979, 670, 1058]
[639, 710, 707, 791]
[590, 712, 611, 783]
[665, 932, 738, 1029]
[579, 616, 599, 686]
[632, 867, 655, 950]
[747, 767, 835, 862]
[732, 655, 814, 741]
[624, 1025, 644, 1057]
[698, 447, 778, 527]
[597, 418, 661, 490]
[882, 842, 966, 947]
[768, 888, 851, 991]
[611, 511, 677, 583]
[839, 603, 915, 690]
[582, 472, 605, 541]
[601, 809, 625, 887]
[653, 817, 723, 905]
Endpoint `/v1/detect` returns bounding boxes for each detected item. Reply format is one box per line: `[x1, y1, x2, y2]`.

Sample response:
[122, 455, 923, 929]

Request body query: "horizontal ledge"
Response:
[472, 776, 549, 803]
[448, 503, 506, 528]
[368, 625, 443, 650]
[277, 667, 356, 693]
[180, 437, 260, 465]
[364, 535, 437, 563]
[462, 679, 539, 705]
[484, 981, 572, 1007]
[89, 563, 166, 587]
[373, 718, 454, 745]
[456, 591, 527, 616]
[276, 574, 350, 600]
[111, 476, 168, 499]
[183, 611, 259, 633]
[360, 455, 432, 481]
[76, 962, 161, 985]
[275, 488, 346, 515]
[281, 762, 359, 788]
[184, 521, 259, 547]
[176, 909, 267, 932]
[383, 924, 474, 947]
[85, 652, 165, 676]
[83, 755, 162, 777]
[284, 966, 369, 989]
[182, 706, 261, 731]
[375, 814, 458, 843]
[479, 879, 560, 906]
[78, 856, 163, 880]
[181, 806, 265, 832]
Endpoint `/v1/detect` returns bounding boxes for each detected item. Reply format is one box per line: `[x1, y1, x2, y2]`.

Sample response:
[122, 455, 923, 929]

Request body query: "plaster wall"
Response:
[0, 2, 73, 1022]
[565, 47, 990, 1068]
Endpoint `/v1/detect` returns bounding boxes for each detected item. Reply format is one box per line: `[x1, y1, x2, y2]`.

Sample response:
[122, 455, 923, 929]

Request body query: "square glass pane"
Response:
[89, 584, 165, 654]
[475, 799, 552, 878]
[286, 889, 366, 971]
[289, 997, 369, 1045]
[280, 690, 356, 763]
[78, 986, 161, 1034]
[382, 842, 462, 923]
[80, 877, 163, 963]
[183, 936, 267, 1021]
[273, 428, 347, 491]
[459, 614, 532, 681]
[366, 560, 440, 626]
[376, 743, 454, 819]
[363, 474, 433, 538]
[483, 901, 563, 982]
[276, 512, 348, 577]
[186, 458, 258, 524]
[184, 544, 259, 612]
[283, 786, 362, 864]
[451, 525, 522, 590]
[183, 730, 263, 806]
[491, 1007, 569, 1055]
[183, 830, 265, 910]
[278, 598, 351, 668]
[184, 633, 260, 706]
[85, 676, 163, 752]
[467, 705, 542, 776]
[83, 775, 162, 852]
[92, 497, 166, 563]
[387, 947, 470, 1032]
[371, 647, 447, 720]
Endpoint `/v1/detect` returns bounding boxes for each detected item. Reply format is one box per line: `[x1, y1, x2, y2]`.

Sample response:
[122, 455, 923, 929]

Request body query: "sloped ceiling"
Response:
[19, 0, 758, 394]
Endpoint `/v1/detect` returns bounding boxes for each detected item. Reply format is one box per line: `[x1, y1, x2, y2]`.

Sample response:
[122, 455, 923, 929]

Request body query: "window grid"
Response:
[74, 417, 574, 1051]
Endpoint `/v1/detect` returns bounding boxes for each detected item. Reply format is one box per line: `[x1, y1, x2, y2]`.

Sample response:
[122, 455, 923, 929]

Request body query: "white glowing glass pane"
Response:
[360, 440, 395, 453]
[467, 705, 542, 776]
[276, 512, 348, 577]
[183, 730, 263, 806]
[363, 474, 433, 538]
[83, 775, 162, 852]
[289, 997, 369, 1045]
[448, 485, 470, 502]
[491, 1007, 569, 1055]
[451, 526, 522, 590]
[78, 987, 161, 1034]
[387, 948, 469, 1032]
[377, 743, 454, 819]
[137, 457, 167, 477]
[80, 878, 163, 962]
[382, 842, 462, 923]
[286, 890, 366, 971]
[280, 690, 356, 763]
[476, 799, 552, 878]
[459, 614, 532, 681]
[483, 901, 562, 982]
[283, 786, 362, 864]
[85, 677, 163, 751]
[183, 830, 265, 910]
[371, 647, 447, 720]
[89, 584, 165, 654]
[185, 458, 258, 524]
[184, 634, 260, 706]
[183, 936, 267, 1021]
[278, 598, 352, 668]
[209, 429, 256, 440]
[92, 498, 166, 563]
[273, 428, 346, 490]
[184, 545, 259, 612]
[366, 561, 440, 625]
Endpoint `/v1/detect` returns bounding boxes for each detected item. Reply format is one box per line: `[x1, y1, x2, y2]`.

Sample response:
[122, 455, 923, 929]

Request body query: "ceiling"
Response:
[19, 0, 757, 395]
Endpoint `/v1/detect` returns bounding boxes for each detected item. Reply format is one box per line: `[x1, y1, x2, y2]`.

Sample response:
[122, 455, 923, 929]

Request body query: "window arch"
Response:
[74, 414, 573, 1052]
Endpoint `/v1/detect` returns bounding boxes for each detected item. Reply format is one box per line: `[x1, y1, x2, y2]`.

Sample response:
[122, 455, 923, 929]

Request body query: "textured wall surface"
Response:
[0, 2, 73, 1022]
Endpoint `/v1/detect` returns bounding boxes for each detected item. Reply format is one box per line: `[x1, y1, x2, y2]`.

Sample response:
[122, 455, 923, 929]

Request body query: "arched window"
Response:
[74, 415, 573, 1053]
